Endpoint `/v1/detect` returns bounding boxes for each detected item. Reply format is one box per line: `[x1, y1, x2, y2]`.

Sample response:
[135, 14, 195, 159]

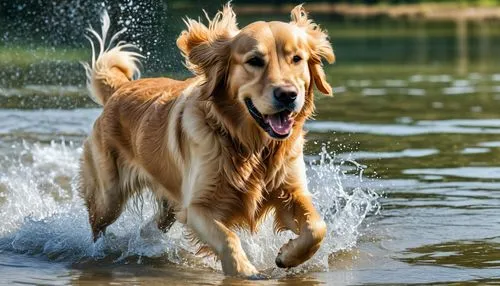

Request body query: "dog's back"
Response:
[80, 11, 196, 239]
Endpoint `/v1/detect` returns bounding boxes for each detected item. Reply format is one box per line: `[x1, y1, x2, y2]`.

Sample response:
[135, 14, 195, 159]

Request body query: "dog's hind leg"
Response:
[139, 198, 176, 237]
[88, 185, 126, 241]
[80, 140, 128, 241]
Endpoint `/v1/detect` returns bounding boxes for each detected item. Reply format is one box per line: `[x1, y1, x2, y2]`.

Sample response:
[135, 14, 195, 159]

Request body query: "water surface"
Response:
[1, 4, 499, 285]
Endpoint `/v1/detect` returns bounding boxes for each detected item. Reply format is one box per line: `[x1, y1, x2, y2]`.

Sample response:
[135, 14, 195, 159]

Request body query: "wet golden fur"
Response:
[79, 4, 335, 277]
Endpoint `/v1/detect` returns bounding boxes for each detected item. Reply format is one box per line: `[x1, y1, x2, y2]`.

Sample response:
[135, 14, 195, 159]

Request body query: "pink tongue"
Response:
[267, 113, 293, 135]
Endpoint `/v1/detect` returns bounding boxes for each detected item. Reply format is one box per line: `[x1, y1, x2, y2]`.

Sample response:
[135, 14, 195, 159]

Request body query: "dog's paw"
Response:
[275, 255, 286, 268]
[222, 254, 262, 278]
[237, 261, 260, 277]
[275, 238, 300, 268]
[232, 259, 269, 280]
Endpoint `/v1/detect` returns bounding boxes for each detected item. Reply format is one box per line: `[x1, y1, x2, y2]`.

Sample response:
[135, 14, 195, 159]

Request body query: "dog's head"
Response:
[177, 4, 334, 140]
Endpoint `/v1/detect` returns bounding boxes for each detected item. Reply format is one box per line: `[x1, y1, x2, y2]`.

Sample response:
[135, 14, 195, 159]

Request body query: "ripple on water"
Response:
[361, 88, 387, 96]
[477, 141, 500, 148]
[383, 79, 406, 87]
[409, 74, 453, 83]
[492, 74, 500, 81]
[306, 119, 500, 136]
[0, 109, 100, 137]
[442, 86, 476, 95]
[339, 148, 439, 160]
[406, 88, 426, 96]
[332, 86, 346, 94]
[459, 147, 490, 154]
[400, 238, 500, 269]
[403, 167, 500, 180]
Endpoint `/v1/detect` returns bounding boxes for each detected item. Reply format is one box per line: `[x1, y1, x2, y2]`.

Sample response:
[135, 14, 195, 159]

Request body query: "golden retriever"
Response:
[80, 3, 335, 278]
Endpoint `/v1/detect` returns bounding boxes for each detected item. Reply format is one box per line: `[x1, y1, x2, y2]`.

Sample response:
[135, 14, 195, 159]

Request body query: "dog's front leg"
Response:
[184, 206, 262, 278]
[270, 153, 327, 268]
[268, 153, 327, 268]
[273, 189, 327, 268]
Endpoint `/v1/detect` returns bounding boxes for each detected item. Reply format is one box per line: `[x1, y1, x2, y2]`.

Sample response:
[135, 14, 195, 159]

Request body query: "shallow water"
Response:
[1, 3, 500, 285]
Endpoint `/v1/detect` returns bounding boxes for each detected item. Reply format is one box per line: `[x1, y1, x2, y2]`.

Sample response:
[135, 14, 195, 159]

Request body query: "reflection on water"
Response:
[1, 4, 500, 285]
[401, 238, 500, 269]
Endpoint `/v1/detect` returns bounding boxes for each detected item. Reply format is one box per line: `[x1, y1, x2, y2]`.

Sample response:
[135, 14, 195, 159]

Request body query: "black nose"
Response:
[273, 85, 297, 106]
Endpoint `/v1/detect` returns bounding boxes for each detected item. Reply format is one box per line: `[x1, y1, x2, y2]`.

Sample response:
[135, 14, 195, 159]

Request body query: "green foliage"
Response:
[0, 46, 86, 66]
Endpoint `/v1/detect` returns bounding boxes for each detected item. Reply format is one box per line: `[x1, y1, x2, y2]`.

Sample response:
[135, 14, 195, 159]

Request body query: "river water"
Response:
[0, 4, 499, 285]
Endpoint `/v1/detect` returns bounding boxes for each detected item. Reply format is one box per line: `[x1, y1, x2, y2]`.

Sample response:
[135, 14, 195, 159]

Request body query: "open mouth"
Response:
[244, 98, 294, 139]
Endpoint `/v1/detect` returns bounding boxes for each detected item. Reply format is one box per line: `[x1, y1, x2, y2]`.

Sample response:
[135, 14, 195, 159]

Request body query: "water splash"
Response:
[0, 140, 379, 274]
[0, 0, 177, 94]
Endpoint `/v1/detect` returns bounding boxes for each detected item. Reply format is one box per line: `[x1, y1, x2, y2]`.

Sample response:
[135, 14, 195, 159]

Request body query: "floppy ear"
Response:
[177, 3, 239, 96]
[291, 5, 335, 96]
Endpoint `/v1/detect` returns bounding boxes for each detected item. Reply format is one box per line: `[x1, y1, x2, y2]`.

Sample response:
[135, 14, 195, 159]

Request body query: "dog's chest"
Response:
[224, 147, 287, 196]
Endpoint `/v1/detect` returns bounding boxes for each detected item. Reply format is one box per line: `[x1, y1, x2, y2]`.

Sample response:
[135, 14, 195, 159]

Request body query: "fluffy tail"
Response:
[82, 10, 142, 106]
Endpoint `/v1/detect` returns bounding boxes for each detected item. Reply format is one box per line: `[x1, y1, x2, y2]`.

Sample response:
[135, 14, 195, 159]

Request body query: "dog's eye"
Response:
[292, 55, 302, 63]
[246, 57, 265, 68]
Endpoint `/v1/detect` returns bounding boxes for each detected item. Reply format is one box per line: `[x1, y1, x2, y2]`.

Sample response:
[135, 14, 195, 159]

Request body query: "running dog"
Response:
[80, 3, 335, 278]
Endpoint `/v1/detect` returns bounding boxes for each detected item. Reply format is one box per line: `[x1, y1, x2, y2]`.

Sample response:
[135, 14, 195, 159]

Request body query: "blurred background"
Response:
[2, 0, 500, 92]
[1, 1, 499, 285]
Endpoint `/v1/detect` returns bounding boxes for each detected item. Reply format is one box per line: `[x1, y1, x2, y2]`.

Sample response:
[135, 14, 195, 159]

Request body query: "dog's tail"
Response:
[82, 10, 142, 106]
